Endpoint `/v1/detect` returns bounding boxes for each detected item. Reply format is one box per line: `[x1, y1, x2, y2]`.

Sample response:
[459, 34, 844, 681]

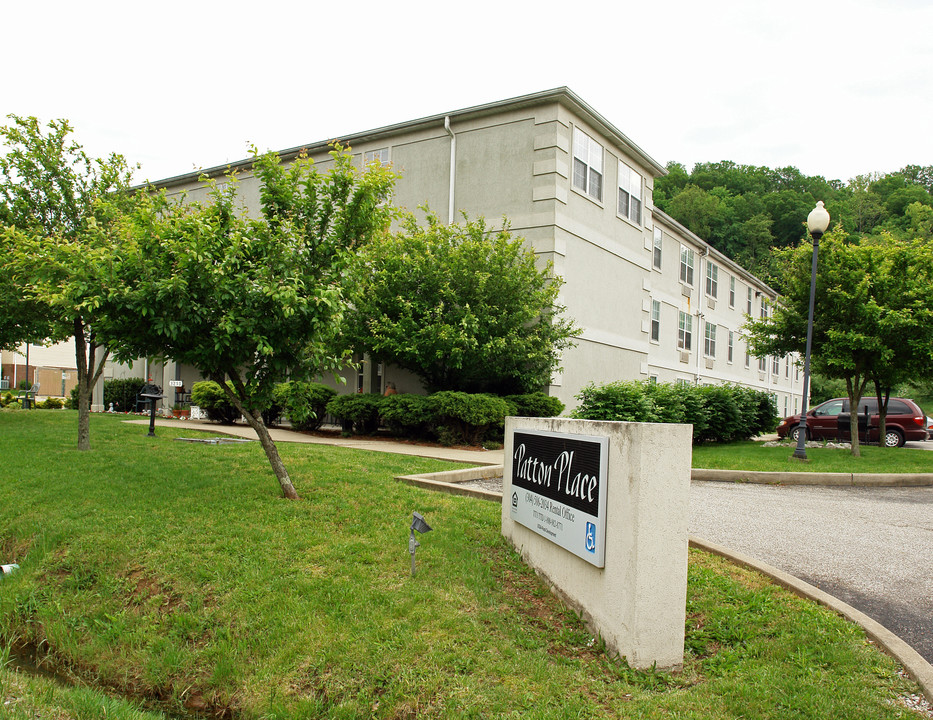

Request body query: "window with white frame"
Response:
[648, 375, 658, 385]
[678, 311, 692, 351]
[745, 352, 750, 368]
[650, 300, 660, 342]
[728, 331, 734, 363]
[618, 160, 643, 224]
[747, 287, 753, 314]
[760, 298, 770, 319]
[706, 262, 719, 298]
[785, 357, 790, 378]
[680, 246, 695, 285]
[704, 322, 717, 358]
[729, 275, 736, 307]
[572, 127, 603, 201]
[652, 227, 662, 269]
[759, 356, 767, 372]
[772, 356, 779, 375]
[364, 147, 389, 164]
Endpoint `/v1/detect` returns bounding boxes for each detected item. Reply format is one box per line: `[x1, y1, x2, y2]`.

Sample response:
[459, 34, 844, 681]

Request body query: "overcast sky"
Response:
[5, 0, 931, 187]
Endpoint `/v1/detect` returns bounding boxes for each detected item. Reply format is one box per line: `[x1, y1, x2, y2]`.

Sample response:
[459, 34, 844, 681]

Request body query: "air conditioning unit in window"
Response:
[705, 358, 714, 369]
[681, 285, 692, 297]
[707, 298, 716, 310]
[679, 351, 690, 363]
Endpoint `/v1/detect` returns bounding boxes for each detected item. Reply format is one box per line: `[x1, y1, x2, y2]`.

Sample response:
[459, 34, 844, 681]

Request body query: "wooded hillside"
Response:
[654, 162, 933, 284]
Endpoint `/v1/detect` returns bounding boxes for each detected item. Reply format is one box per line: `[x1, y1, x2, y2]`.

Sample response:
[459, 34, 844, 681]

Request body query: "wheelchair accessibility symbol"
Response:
[585, 522, 596, 553]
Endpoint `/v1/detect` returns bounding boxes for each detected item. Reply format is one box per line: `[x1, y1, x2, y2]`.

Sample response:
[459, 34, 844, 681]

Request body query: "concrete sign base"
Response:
[501, 416, 691, 670]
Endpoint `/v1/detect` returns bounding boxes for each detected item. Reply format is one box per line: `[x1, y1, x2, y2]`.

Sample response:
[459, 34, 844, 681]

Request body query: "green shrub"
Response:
[1, 392, 12, 408]
[696, 385, 742, 443]
[503, 392, 564, 418]
[326, 393, 382, 434]
[37, 397, 65, 409]
[17, 379, 31, 391]
[570, 381, 658, 422]
[282, 382, 337, 431]
[103, 377, 146, 412]
[428, 392, 511, 446]
[378, 393, 435, 438]
[191, 381, 240, 424]
[570, 380, 775, 444]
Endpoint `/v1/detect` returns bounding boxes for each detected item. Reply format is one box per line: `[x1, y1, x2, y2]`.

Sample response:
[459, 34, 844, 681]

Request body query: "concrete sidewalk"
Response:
[124, 418, 505, 466]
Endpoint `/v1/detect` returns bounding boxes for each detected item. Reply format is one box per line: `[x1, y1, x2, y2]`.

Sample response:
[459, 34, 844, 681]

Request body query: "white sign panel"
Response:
[508, 428, 610, 567]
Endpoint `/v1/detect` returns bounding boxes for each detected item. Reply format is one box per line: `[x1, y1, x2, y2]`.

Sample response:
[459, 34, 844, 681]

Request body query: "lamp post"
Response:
[793, 201, 830, 460]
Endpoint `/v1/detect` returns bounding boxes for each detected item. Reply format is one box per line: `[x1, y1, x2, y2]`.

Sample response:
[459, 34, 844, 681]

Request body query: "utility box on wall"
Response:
[501, 416, 692, 670]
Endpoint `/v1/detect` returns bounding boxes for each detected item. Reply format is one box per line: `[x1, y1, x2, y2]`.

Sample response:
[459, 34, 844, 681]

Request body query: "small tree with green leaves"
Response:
[342, 211, 579, 394]
[103, 146, 396, 499]
[0, 115, 136, 450]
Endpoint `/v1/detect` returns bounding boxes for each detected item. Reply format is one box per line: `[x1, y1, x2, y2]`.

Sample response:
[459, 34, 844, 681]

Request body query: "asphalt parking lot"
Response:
[690, 481, 933, 664]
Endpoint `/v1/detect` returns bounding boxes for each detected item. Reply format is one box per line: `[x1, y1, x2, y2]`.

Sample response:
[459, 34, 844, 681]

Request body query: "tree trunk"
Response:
[73, 318, 110, 451]
[217, 373, 300, 500]
[242, 409, 300, 500]
[846, 375, 869, 458]
[74, 319, 91, 451]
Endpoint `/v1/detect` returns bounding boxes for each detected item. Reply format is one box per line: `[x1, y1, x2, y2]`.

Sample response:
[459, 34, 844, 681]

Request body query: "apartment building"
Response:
[109, 87, 801, 414]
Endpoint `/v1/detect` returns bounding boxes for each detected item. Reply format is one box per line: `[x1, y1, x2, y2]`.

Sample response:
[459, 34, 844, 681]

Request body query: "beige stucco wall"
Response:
[108, 90, 801, 415]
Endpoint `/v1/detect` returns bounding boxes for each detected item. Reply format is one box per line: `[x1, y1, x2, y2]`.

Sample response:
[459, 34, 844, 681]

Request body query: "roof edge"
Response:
[141, 87, 666, 190]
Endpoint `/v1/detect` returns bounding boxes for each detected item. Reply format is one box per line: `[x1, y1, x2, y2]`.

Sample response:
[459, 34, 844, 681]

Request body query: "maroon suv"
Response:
[776, 397, 927, 447]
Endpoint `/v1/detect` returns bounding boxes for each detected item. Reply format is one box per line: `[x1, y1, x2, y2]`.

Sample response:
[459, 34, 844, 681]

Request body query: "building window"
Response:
[680, 246, 695, 285]
[648, 375, 658, 385]
[653, 227, 662, 269]
[618, 160, 643, 224]
[704, 322, 717, 358]
[760, 298, 770, 319]
[706, 262, 719, 299]
[572, 127, 603, 201]
[728, 331, 734, 363]
[678, 311, 692, 351]
[364, 148, 389, 164]
[772, 356, 779, 375]
[745, 352, 750, 368]
[729, 276, 736, 308]
[650, 300, 660, 342]
[759, 356, 768, 372]
[785, 357, 790, 378]
[747, 287, 753, 315]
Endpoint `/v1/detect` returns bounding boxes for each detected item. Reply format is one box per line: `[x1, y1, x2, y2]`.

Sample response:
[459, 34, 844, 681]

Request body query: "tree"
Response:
[745, 230, 933, 456]
[103, 146, 395, 499]
[0, 115, 135, 449]
[341, 211, 580, 394]
[861, 237, 933, 443]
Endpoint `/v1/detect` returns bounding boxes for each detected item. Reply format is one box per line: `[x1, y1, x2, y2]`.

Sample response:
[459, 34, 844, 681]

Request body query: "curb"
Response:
[691, 468, 933, 486]
[690, 537, 933, 705]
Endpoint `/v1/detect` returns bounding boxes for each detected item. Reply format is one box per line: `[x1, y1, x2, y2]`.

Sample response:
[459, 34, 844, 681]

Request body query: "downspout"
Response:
[444, 116, 455, 224]
[695, 249, 708, 384]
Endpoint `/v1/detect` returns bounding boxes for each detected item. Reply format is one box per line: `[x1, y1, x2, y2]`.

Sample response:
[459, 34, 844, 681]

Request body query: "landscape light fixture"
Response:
[409, 511, 432, 576]
[793, 201, 830, 461]
[139, 382, 165, 437]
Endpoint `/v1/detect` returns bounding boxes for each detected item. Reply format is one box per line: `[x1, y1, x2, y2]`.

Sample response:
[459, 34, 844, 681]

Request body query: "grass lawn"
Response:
[693, 439, 933, 473]
[0, 410, 926, 719]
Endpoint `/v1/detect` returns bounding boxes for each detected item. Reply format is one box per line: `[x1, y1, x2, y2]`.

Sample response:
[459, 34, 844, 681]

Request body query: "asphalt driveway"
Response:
[690, 481, 933, 664]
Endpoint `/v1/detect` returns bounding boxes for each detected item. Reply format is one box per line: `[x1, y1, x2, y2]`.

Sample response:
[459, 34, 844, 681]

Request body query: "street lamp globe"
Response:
[807, 201, 831, 238]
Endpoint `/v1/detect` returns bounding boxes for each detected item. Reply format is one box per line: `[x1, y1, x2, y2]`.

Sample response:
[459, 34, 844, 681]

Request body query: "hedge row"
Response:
[1, 393, 64, 409]
[189, 380, 565, 446]
[570, 380, 778, 443]
[327, 391, 565, 446]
